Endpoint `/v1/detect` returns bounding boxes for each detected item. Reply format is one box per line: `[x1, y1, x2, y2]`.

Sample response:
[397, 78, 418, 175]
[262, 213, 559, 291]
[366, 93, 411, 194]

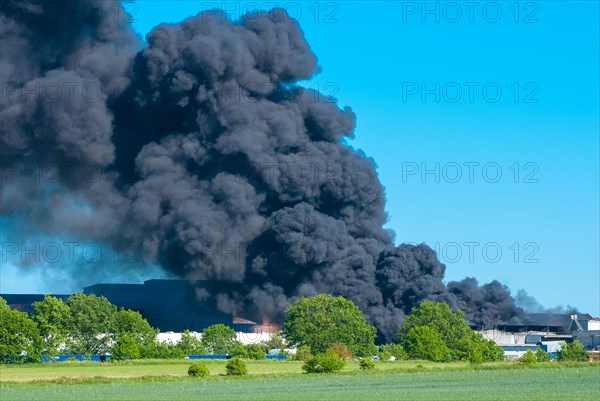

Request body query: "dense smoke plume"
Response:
[1, 1, 526, 340]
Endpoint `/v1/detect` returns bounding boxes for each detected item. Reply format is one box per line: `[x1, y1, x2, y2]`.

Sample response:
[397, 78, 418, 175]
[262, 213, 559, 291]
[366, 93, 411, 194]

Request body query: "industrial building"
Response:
[478, 313, 600, 358]
[1, 279, 278, 334]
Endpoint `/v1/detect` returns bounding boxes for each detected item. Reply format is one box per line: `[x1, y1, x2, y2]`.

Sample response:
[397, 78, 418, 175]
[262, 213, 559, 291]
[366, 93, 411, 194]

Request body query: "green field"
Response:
[1, 361, 599, 401]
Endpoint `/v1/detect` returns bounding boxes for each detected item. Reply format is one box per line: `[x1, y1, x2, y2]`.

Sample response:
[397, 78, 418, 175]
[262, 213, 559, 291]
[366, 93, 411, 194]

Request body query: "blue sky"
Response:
[2, 1, 597, 316]
[129, 1, 599, 315]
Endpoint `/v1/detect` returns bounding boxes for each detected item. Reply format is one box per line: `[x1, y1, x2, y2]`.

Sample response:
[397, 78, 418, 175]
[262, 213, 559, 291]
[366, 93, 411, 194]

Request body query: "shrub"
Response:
[359, 358, 375, 371]
[177, 330, 207, 355]
[230, 342, 248, 358]
[293, 345, 312, 361]
[226, 358, 247, 376]
[112, 335, 140, 360]
[378, 351, 392, 361]
[557, 341, 587, 362]
[468, 348, 484, 364]
[535, 347, 550, 362]
[244, 344, 265, 360]
[328, 343, 352, 361]
[188, 363, 210, 377]
[379, 343, 409, 360]
[302, 350, 345, 373]
[520, 349, 537, 364]
[140, 340, 184, 359]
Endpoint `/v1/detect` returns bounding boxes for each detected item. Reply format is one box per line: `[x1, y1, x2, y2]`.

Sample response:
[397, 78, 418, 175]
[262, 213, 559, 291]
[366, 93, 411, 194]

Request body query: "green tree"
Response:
[116, 309, 158, 347]
[67, 294, 118, 354]
[177, 330, 207, 355]
[456, 332, 504, 362]
[0, 298, 43, 363]
[112, 335, 140, 360]
[402, 326, 451, 362]
[283, 294, 377, 357]
[398, 301, 472, 356]
[398, 301, 504, 362]
[557, 341, 588, 362]
[201, 324, 237, 355]
[31, 295, 71, 357]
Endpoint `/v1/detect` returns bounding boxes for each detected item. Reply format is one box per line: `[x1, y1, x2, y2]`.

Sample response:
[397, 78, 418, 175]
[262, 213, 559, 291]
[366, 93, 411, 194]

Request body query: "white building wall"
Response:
[588, 320, 600, 331]
[156, 331, 275, 345]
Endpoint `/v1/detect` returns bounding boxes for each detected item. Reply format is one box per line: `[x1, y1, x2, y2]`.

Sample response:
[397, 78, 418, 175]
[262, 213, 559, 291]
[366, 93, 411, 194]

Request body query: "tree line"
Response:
[0, 294, 266, 363]
[0, 293, 588, 365]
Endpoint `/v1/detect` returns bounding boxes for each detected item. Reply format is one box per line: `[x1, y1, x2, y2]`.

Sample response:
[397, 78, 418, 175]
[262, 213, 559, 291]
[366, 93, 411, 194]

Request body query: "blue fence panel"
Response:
[266, 355, 286, 361]
[40, 354, 110, 362]
[187, 355, 228, 360]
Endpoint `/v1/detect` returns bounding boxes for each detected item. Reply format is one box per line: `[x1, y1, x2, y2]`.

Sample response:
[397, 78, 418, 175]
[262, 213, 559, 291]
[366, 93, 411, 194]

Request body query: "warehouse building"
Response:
[478, 313, 600, 358]
[1, 279, 278, 334]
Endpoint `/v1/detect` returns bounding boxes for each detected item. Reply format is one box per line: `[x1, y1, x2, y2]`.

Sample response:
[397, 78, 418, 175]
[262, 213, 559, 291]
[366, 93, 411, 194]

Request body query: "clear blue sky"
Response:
[129, 1, 599, 315]
[2, 1, 597, 316]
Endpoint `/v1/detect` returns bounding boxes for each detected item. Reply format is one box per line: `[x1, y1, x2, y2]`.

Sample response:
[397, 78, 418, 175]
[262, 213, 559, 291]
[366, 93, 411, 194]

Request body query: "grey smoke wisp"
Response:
[1, 1, 526, 340]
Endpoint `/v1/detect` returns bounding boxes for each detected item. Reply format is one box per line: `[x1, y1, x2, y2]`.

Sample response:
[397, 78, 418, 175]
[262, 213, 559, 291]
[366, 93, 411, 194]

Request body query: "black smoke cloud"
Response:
[1, 1, 526, 340]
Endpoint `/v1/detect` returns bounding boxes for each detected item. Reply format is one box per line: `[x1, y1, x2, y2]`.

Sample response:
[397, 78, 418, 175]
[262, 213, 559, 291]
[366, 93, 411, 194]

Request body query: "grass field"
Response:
[1, 361, 599, 401]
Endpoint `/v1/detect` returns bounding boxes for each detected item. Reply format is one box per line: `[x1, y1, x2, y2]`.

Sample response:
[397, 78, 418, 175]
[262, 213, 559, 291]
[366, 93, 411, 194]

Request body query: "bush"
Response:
[230, 342, 248, 358]
[302, 351, 345, 373]
[359, 358, 375, 371]
[188, 363, 210, 377]
[328, 343, 352, 361]
[293, 345, 312, 361]
[468, 348, 484, 364]
[140, 340, 184, 359]
[244, 344, 265, 360]
[112, 335, 140, 360]
[557, 341, 588, 362]
[226, 358, 247, 376]
[177, 330, 207, 355]
[535, 347, 551, 362]
[379, 343, 408, 360]
[520, 349, 537, 364]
